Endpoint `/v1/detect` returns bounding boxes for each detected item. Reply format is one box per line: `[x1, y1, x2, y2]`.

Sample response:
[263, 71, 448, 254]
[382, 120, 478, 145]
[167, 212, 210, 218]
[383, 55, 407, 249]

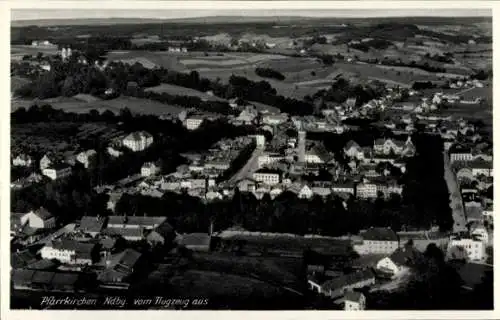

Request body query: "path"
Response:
[227, 148, 263, 184]
[443, 151, 468, 233]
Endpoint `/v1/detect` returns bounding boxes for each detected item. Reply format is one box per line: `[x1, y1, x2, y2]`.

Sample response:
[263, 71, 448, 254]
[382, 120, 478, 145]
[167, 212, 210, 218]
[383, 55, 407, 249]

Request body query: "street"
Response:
[227, 148, 263, 184]
[443, 151, 468, 233]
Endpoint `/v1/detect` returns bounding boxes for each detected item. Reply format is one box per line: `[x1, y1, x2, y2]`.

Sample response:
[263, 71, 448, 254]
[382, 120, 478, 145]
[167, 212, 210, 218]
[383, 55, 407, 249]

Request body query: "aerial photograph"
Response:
[9, 6, 493, 311]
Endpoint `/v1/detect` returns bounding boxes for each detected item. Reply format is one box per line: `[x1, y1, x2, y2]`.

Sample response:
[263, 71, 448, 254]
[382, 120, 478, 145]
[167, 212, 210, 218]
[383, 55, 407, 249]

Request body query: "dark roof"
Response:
[51, 273, 80, 286]
[389, 246, 421, 266]
[107, 249, 142, 270]
[254, 168, 283, 175]
[344, 140, 360, 150]
[79, 216, 106, 233]
[26, 259, 59, 271]
[11, 250, 38, 269]
[322, 269, 375, 292]
[361, 227, 398, 242]
[11, 269, 36, 284]
[31, 270, 55, 284]
[47, 239, 97, 257]
[34, 207, 53, 220]
[344, 290, 363, 302]
[105, 227, 144, 239]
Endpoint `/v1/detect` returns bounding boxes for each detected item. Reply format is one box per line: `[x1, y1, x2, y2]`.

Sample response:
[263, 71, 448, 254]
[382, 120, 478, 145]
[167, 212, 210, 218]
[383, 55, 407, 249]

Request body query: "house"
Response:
[236, 108, 258, 125]
[78, 216, 107, 237]
[448, 235, 485, 262]
[76, 149, 97, 168]
[185, 116, 205, 130]
[253, 169, 282, 186]
[177, 233, 211, 252]
[262, 113, 288, 126]
[107, 146, 123, 158]
[40, 239, 99, 265]
[331, 182, 356, 195]
[42, 163, 72, 180]
[321, 269, 375, 298]
[450, 150, 474, 163]
[12, 154, 33, 167]
[376, 245, 420, 276]
[288, 183, 313, 199]
[141, 162, 160, 177]
[373, 138, 406, 156]
[344, 291, 366, 311]
[470, 160, 493, 177]
[146, 221, 175, 246]
[122, 131, 154, 152]
[305, 144, 334, 164]
[20, 207, 56, 229]
[11, 250, 38, 269]
[39, 154, 54, 170]
[356, 182, 378, 199]
[469, 221, 489, 244]
[98, 248, 143, 287]
[343, 141, 363, 159]
[355, 227, 399, 255]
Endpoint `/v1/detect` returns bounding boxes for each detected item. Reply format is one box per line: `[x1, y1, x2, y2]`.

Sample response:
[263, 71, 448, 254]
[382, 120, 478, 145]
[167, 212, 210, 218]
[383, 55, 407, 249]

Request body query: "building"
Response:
[470, 160, 493, 177]
[262, 113, 288, 126]
[297, 129, 306, 164]
[253, 169, 282, 185]
[107, 215, 167, 230]
[450, 150, 474, 163]
[469, 222, 489, 244]
[141, 162, 160, 177]
[20, 207, 56, 229]
[355, 227, 399, 255]
[185, 116, 205, 130]
[12, 154, 33, 167]
[448, 234, 485, 262]
[40, 154, 54, 170]
[356, 182, 378, 199]
[42, 164, 72, 180]
[344, 291, 366, 311]
[376, 245, 420, 276]
[177, 233, 212, 252]
[79, 216, 107, 237]
[76, 149, 97, 168]
[98, 249, 143, 288]
[40, 239, 99, 265]
[122, 131, 154, 152]
[236, 108, 258, 125]
[321, 269, 375, 298]
[331, 182, 356, 195]
[344, 141, 363, 159]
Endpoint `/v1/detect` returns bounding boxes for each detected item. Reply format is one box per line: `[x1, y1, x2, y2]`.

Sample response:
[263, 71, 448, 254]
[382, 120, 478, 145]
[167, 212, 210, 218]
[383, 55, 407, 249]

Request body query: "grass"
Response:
[11, 95, 185, 116]
[144, 83, 226, 102]
[11, 76, 31, 93]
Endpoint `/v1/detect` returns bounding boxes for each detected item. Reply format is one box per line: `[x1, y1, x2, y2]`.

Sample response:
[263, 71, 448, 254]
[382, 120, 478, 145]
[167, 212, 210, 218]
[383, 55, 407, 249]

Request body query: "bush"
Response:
[255, 67, 286, 81]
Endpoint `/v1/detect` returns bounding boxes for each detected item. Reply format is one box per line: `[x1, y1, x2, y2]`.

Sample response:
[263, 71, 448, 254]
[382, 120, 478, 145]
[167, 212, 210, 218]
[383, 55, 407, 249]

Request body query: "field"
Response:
[11, 95, 185, 116]
[144, 83, 226, 102]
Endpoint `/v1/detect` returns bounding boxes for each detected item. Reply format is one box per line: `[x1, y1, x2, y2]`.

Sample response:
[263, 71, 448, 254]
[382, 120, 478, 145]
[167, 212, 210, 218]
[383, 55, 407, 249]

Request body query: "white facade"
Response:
[253, 172, 281, 185]
[141, 163, 160, 177]
[20, 210, 56, 229]
[448, 237, 485, 261]
[123, 132, 154, 152]
[12, 155, 32, 167]
[42, 167, 72, 180]
[376, 257, 403, 275]
[345, 295, 366, 311]
[354, 240, 399, 255]
[76, 150, 96, 168]
[356, 183, 378, 199]
[185, 118, 204, 130]
[450, 152, 474, 163]
[40, 246, 75, 264]
[40, 155, 53, 170]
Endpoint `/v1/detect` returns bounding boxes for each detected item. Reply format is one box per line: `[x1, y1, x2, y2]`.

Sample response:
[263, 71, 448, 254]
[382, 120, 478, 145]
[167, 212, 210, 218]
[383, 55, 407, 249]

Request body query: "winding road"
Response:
[443, 151, 468, 233]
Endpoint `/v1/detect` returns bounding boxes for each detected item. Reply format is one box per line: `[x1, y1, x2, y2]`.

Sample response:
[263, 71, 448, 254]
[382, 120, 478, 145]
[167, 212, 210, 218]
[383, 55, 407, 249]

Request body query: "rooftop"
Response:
[360, 227, 398, 242]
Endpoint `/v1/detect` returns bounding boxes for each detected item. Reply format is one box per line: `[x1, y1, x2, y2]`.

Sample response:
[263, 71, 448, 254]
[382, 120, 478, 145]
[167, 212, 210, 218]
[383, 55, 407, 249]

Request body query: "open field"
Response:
[145, 83, 226, 102]
[11, 45, 59, 56]
[11, 95, 185, 116]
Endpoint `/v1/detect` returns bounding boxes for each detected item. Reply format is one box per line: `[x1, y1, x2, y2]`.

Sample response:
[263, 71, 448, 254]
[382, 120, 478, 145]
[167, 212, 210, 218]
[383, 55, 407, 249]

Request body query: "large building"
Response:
[448, 234, 485, 262]
[355, 227, 399, 255]
[20, 207, 56, 229]
[122, 131, 154, 152]
[40, 239, 99, 265]
[253, 169, 282, 185]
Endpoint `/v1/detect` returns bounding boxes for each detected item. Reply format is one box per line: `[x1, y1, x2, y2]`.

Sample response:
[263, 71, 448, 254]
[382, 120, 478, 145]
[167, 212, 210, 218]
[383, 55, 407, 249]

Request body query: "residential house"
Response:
[448, 234, 485, 262]
[305, 144, 334, 164]
[107, 146, 123, 158]
[98, 249, 143, 288]
[20, 207, 56, 229]
[122, 131, 154, 152]
[76, 149, 97, 168]
[288, 183, 314, 199]
[12, 154, 33, 167]
[107, 215, 166, 230]
[185, 116, 205, 130]
[469, 221, 489, 244]
[344, 291, 366, 311]
[42, 163, 72, 180]
[470, 160, 493, 178]
[355, 227, 399, 255]
[235, 108, 258, 125]
[39, 154, 54, 170]
[78, 216, 107, 237]
[40, 239, 99, 265]
[376, 245, 420, 276]
[450, 149, 474, 163]
[146, 221, 175, 246]
[141, 162, 160, 177]
[253, 169, 282, 186]
[331, 181, 356, 195]
[262, 113, 288, 126]
[356, 182, 378, 199]
[321, 269, 375, 298]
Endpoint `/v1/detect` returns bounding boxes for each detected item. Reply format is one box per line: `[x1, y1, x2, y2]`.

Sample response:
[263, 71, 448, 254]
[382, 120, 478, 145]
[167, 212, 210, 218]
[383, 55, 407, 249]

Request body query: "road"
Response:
[227, 148, 263, 184]
[443, 151, 468, 233]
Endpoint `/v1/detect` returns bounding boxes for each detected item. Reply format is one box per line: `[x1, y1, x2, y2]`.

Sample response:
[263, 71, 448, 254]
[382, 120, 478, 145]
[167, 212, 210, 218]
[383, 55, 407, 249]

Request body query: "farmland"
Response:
[145, 83, 226, 102]
[11, 95, 184, 116]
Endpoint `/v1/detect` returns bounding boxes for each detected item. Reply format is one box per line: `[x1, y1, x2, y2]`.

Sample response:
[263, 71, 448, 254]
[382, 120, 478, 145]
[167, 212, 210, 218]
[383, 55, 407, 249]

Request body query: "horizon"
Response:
[11, 9, 492, 21]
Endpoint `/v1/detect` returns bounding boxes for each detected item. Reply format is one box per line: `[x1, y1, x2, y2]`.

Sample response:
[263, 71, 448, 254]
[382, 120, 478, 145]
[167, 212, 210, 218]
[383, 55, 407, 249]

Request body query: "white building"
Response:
[76, 149, 97, 168]
[20, 207, 56, 229]
[12, 154, 33, 167]
[42, 164, 72, 180]
[122, 131, 154, 152]
[141, 162, 160, 177]
[448, 235, 485, 262]
[344, 291, 366, 311]
[356, 183, 378, 199]
[185, 117, 205, 130]
[253, 170, 281, 185]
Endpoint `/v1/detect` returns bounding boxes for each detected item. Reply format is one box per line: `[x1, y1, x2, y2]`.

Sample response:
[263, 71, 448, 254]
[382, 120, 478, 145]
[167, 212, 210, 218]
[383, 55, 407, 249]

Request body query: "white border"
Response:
[1, 2, 498, 320]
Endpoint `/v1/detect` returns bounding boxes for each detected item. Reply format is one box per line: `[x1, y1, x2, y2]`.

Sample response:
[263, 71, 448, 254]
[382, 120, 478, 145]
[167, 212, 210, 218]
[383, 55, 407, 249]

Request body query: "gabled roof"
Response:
[178, 233, 211, 247]
[79, 216, 106, 233]
[322, 269, 374, 292]
[46, 239, 97, 257]
[107, 215, 166, 228]
[107, 248, 142, 270]
[11, 250, 38, 269]
[344, 290, 364, 302]
[124, 131, 153, 142]
[344, 140, 360, 150]
[388, 246, 421, 266]
[33, 207, 54, 220]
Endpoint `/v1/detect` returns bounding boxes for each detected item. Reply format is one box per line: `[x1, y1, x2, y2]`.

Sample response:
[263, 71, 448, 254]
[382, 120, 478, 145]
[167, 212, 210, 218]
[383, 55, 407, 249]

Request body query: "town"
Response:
[10, 11, 493, 310]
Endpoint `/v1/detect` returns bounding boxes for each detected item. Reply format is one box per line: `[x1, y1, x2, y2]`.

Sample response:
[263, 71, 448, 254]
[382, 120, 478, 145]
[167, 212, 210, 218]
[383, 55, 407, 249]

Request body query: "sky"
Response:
[11, 9, 492, 21]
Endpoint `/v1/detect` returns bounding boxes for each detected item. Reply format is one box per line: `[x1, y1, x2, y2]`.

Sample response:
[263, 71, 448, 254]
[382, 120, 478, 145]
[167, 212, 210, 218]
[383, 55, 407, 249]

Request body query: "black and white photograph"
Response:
[5, 1, 495, 314]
